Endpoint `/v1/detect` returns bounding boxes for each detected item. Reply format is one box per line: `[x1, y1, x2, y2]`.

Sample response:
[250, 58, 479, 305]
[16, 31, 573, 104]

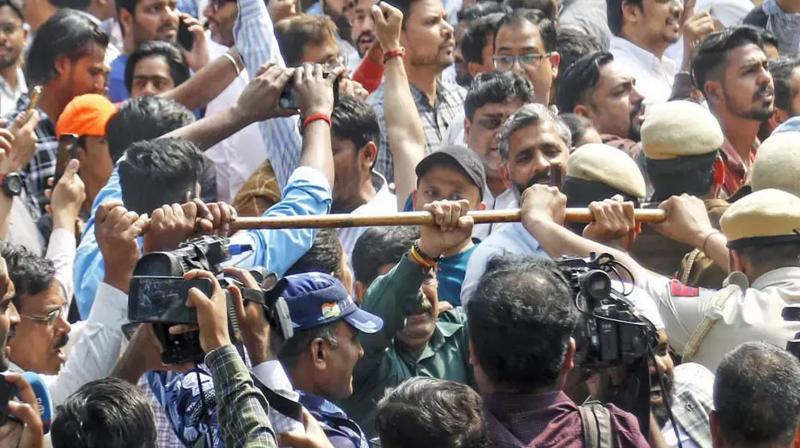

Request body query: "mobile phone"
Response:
[177, 20, 194, 51]
[27, 86, 42, 114]
[0, 376, 18, 426]
[128, 277, 213, 324]
[279, 72, 341, 110]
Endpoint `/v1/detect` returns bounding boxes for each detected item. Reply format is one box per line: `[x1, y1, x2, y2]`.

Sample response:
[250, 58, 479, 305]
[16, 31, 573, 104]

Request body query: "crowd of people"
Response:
[0, 0, 798, 445]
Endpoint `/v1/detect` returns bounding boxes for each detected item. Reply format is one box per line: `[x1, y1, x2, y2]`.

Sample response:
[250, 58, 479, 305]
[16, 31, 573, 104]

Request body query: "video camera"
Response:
[128, 235, 294, 364]
[557, 253, 656, 369]
[557, 253, 658, 434]
[783, 306, 800, 359]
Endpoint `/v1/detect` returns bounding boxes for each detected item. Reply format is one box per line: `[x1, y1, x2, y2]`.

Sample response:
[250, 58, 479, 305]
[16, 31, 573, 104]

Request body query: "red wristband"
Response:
[302, 112, 332, 131]
[383, 47, 406, 64]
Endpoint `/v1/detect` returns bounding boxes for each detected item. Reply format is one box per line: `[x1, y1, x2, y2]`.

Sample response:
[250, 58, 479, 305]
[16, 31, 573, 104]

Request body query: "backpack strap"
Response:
[579, 401, 614, 448]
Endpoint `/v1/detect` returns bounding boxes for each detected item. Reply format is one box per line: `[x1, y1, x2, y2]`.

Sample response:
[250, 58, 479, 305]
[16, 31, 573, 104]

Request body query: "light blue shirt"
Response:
[73, 165, 331, 318]
[459, 222, 547, 305]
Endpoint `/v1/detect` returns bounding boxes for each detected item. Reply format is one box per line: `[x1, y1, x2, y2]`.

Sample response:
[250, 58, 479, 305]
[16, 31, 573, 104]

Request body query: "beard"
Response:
[726, 85, 775, 122]
[511, 168, 553, 201]
[628, 101, 644, 141]
[651, 370, 675, 428]
[329, 11, 353, 45]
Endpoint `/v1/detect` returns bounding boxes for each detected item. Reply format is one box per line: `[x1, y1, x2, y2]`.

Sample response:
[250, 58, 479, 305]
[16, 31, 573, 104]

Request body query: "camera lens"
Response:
[581, 270, 611, 301]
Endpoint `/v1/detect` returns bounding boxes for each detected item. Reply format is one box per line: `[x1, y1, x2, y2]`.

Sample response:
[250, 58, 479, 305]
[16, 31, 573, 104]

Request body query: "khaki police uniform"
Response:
[639, 189, 800, 371]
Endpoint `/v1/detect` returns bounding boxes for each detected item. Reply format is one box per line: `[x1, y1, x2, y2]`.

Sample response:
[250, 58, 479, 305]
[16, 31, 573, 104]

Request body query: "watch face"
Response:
[4, 174, 22, 196]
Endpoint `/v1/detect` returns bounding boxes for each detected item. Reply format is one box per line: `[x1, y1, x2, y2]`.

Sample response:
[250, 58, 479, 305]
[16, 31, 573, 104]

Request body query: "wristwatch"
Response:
[0, 173, 23, 197]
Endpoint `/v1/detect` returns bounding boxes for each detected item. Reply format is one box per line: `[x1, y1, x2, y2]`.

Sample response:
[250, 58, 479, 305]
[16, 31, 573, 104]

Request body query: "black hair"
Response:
[331, 95, 380, 153]
[51, 377, 157, 448]
[352, 226, 419, 286]
[275, 14, 338, 66]
[285, 228, 344, 279]
[502, 0, 556, 20]
[456, 2, 507, 23]
[106, 96, 196, 163]
[125, 40, 191, 93]
[493, 9, 557, 53]
[559, 113, 594, 147]
[49, 0, 90, 9]
[466, 256, 577, 392]
[376, 377, 488, 448]
[0, 0, 24, 21]
[279, 322, 340, 370]
[646, 151, 717, 201]
[0, 243, 56, 309]
[607, 0, 643, 36]
[461, 13, 504, 66]
[556, 27, 602, 74]
[118, 137, 206, 215]
[464, 70, 534, 120]
[26, 9, 109, 86]
[557, 51, 614, 114]
[714, 342, 800, 446]
[769, 56, 800, 113]
[115, 0, 136, 14]
[692, 25, 766, 92]
[737, 242, 800, 272]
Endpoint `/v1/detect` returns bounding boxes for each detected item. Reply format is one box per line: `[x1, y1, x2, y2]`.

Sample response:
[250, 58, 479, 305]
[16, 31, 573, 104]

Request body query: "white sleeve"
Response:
[45, 228, 76, 306]
[47, 283, 129, 405]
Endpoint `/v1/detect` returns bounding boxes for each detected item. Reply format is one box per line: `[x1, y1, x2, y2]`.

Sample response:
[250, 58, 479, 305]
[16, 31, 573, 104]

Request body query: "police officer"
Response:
[519, 185, 800, 372]
[751, 131, 800, 197]
[562, 143, 646, 250]
[632, 100, 728, 286]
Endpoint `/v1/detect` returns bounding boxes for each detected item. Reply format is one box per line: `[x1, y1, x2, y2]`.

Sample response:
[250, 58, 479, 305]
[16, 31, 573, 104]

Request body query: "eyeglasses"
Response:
[209, 0, 237, 12]
[0, 22, 20, 36]
[19, 307, 64, 326]
[492, 53, 551, 70]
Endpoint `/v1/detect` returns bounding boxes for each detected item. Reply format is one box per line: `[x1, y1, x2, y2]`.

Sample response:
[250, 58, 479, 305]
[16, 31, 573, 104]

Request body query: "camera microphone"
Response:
[22, 372, 53, 434]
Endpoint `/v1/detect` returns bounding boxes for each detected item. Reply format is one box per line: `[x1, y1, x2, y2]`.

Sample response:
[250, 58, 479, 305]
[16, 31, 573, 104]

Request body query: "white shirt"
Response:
[337, 173, 397, 258]
[473, 185, 517, 240]
[17, 283, 130, 405]
[204, 38, 269, 202]
[0, 67, 25, 114]
[442, 110, 466, 148]
[610, 36, 678, 107]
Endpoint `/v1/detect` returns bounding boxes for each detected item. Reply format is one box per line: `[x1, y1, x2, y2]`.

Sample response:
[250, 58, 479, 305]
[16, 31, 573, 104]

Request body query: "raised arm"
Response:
[235, 0, 303, 188]
[162, 48, 244, 110]
[372, 3, 426, 208]
[163, 64, 296, 150]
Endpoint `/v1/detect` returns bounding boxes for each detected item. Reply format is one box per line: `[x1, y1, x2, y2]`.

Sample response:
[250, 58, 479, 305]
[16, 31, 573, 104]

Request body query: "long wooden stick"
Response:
[232, 208, 666, 230]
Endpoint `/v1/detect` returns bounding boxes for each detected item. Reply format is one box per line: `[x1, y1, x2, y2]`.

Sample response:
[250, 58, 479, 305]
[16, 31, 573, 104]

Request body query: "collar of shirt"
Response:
[751, 266, 800, 289]
[610, 36, 677, 73]
[484, 390, 572, 418]
[297, 390, 369, 447]
[0, 67, 26, 98]
[399, 319, 464, 365]
[409, 79, 460, 109]
[718, 137, 758, 193]
[297, 390, 350, 420]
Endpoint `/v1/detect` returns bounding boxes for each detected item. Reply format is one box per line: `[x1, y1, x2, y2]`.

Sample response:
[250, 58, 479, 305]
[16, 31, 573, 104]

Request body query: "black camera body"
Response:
[129, 236, 294, 364]
[557, 253, 655, 369]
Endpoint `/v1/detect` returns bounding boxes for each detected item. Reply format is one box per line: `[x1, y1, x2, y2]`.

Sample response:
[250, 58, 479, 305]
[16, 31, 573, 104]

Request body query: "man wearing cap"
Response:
[339, 198, 476, 438]
[632, 100, 729, 286]
[520, 184, 800, 372]
[276, 272, 383, 448]
[55, 94, 116, 216]
[411, 145, 486, 304]
[562, 143, 646, 250]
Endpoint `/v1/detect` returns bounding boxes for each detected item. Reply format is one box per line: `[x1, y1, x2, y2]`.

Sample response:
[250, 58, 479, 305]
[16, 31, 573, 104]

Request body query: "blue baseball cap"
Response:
[281, 272, 383, 334]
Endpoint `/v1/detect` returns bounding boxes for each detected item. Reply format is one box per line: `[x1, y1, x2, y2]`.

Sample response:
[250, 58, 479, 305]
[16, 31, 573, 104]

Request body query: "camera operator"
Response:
[467, 255, 649, 447]
[712, 342, 800, 448]
[519, 184, 800, 372]
[175, 269, 335, 448]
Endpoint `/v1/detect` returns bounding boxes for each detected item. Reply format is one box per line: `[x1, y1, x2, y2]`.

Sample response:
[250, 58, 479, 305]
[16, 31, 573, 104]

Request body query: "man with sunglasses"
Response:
[491, 9, 560, 107]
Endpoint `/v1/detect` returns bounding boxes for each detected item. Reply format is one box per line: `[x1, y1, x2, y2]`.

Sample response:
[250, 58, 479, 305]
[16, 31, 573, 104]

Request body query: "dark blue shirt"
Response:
[298, 390, 370, 448]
